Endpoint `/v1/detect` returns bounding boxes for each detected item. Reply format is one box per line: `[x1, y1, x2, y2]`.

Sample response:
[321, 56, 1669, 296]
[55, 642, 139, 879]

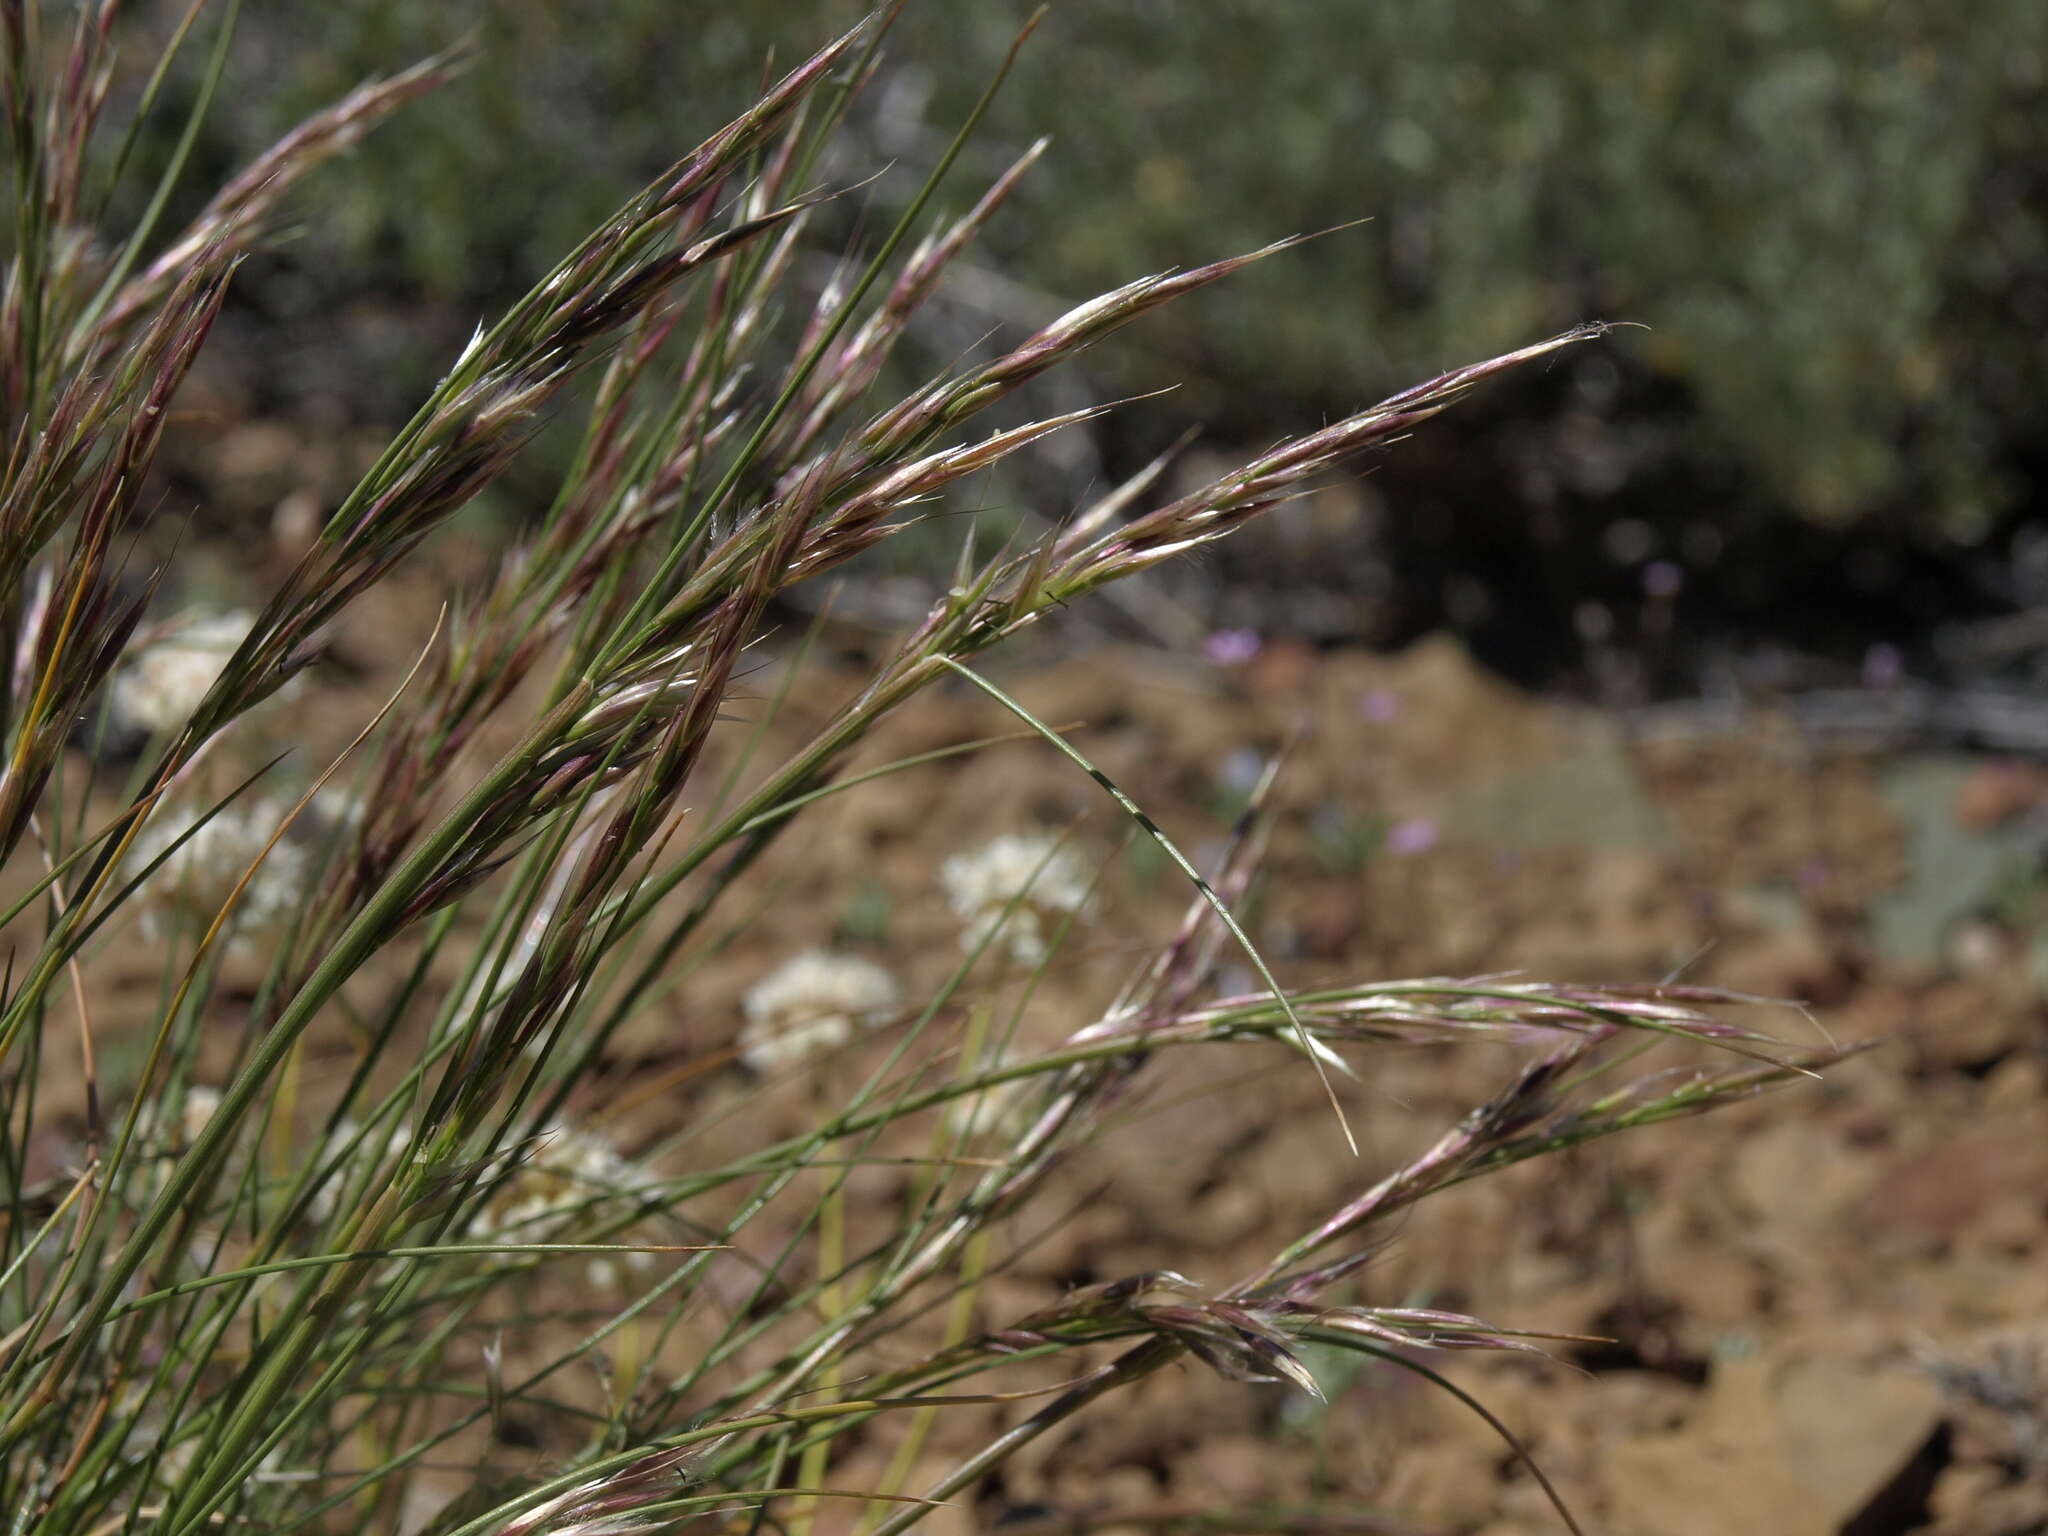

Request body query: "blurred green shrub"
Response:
[175, 0, 2048, 540]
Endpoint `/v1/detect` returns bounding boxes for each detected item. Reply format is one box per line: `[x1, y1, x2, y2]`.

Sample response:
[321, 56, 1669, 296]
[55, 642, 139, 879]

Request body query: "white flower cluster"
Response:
[126, 1085, 234, 1205]
[939, 833, 1094, 965]
[128, 1086, 225, 1198]
[137, 1083, 221, 1149]
[738, 949, 900, 1073]
[124, 796, 314, 937]
[107, 608, 255, 738]
[468, 1124, 652, 1290]
[944, 1051, 1042, 1142]
[306, 1115, 412, 1225]
[301, 1116, 654, 1290]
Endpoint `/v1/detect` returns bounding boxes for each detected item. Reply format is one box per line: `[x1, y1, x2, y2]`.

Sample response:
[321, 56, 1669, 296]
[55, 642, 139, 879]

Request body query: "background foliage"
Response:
[190, 0, 2048, 551]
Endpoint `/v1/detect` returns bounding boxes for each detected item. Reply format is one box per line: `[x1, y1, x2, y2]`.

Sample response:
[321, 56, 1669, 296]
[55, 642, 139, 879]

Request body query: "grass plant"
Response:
[0, 7, 1844, 1533]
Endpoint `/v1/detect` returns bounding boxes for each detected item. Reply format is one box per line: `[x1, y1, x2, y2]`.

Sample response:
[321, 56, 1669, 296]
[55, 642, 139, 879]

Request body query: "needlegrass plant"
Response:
[0, 6, 1847, 1533]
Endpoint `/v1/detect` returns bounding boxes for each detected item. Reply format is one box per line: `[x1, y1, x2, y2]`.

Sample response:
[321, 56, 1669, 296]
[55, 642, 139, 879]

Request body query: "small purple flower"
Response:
[1861, 642, 1902, 690]
[1383, 817, 1439, 857]
[1642, 560, 1684, 600]
[1217, 746, 1265, 796]
[1361, 688, 1401, 723]
[1204, 628, 1262, 666]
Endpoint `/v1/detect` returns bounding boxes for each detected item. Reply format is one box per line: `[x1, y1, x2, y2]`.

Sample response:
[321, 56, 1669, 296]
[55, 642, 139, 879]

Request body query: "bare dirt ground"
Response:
[52, 509, 2048, 1534]
[713, 630, 2045, 1536]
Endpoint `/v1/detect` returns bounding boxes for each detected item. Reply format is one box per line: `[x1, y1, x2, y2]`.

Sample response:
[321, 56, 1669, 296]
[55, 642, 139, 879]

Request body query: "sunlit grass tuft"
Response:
[0, 6, 1844, 1533]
